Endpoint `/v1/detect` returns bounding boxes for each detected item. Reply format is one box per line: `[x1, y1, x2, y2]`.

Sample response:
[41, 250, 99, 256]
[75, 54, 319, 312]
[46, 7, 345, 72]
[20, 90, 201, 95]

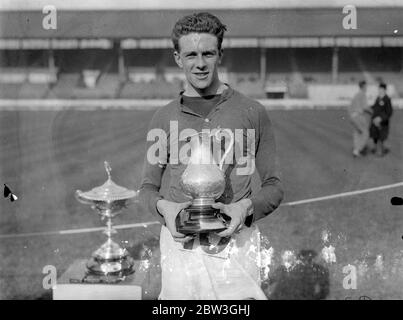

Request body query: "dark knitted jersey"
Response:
[182, 94, 222, 119]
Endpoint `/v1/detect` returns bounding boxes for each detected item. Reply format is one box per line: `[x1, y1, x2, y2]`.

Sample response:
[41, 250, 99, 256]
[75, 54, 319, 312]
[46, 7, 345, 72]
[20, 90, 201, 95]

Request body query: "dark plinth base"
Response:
[53, 259, 145, 300]
[176, 205, 228, 235]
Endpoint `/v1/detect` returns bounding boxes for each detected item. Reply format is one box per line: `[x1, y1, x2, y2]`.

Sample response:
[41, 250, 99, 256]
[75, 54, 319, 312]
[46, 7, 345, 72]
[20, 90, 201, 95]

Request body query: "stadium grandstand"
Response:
[0, 0, 403, 101]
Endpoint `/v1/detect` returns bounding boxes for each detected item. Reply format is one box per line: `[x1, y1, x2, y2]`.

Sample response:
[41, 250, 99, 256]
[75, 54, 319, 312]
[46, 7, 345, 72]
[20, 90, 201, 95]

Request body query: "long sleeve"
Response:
[247, 104, 284, 225]
[138, 164, 166, 225]
[373, 96, 393, 126]
[349, 92, 367, 117]
[383, 97, 393, 123]
[138, 111, 168, 225]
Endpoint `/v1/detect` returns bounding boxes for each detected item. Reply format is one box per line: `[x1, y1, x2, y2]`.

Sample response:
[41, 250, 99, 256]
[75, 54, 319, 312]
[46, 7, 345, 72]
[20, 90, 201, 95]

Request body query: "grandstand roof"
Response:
[1, 8, 402, 39]
[1, 0, 403, 10]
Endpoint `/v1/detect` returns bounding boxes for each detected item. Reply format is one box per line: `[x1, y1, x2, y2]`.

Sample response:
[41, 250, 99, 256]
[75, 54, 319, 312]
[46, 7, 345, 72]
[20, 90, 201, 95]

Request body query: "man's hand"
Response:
[373, 116, 382, 127]
[349, 117, 362, 134]
[355, 126, 363, 134]
[156, 199, 193, 243]
[212, 199, 253, 238]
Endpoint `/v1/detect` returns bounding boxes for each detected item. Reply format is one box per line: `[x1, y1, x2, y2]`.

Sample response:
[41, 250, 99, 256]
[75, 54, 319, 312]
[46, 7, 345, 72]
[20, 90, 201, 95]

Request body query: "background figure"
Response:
[348, 81, 372, 157]
[370, 83, 393, 157]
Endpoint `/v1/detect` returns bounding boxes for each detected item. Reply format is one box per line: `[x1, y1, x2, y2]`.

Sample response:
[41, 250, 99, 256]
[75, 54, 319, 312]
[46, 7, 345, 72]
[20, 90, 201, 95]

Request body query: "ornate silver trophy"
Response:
[75, 161, 137, 279]
[176, 129, 234, 234]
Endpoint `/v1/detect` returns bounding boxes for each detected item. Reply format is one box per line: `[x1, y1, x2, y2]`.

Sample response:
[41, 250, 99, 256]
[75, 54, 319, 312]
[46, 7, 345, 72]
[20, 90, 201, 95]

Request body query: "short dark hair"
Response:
[379, 82, 387, 90]
[358, 80, 366, 89]
[171, 12, 227, 52]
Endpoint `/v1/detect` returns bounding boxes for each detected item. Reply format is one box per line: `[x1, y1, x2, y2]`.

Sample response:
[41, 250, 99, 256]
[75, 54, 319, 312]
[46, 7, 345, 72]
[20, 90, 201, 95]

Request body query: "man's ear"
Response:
[218, 48, 224, 64]
[174, 51, 183, 69]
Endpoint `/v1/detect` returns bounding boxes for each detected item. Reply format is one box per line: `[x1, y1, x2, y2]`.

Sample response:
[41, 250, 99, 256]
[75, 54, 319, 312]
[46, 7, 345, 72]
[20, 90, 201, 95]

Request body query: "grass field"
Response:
[0, 107, 402, 300]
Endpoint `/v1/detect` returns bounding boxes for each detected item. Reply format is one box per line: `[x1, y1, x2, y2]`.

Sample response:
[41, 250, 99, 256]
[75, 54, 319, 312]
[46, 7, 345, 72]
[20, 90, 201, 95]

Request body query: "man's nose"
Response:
[195, 55, 207, 69]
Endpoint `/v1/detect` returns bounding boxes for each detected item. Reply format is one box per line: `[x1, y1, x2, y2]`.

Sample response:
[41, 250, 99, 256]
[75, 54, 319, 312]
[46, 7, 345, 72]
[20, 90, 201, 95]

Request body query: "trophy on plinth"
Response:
[75, 161, 137, 280]
[176, 129, 234, 235]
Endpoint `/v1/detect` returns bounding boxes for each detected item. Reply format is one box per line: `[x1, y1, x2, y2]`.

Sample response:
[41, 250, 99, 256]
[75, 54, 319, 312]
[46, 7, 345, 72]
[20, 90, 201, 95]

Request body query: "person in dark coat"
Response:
[370, 83, 393, 156]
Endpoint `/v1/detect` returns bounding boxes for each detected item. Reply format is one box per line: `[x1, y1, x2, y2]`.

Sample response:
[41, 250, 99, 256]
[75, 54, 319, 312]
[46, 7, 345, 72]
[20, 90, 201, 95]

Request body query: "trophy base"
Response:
[86, 255, 135, 278]
[176, 204, 228, 235]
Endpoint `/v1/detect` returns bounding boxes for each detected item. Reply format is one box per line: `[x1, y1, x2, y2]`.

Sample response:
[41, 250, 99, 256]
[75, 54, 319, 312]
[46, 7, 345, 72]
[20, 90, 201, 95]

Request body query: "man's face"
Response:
[174, 33, 222, 92]
[378, 87, 386, 97]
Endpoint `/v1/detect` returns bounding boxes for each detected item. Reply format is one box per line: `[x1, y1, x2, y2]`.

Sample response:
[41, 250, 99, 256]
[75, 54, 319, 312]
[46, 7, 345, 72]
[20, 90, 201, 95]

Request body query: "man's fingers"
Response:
[173, 235, 194, 243]
[211, 202, 225, 210]
[216, 228, 235, 238]
[170, 228, 191, 241]
[179, 201, 192, 209]
[235, 224, 243, 233]
[216, 220, 240, 237]
[167, 223, 185, 239]
[165, 217, 185, 239]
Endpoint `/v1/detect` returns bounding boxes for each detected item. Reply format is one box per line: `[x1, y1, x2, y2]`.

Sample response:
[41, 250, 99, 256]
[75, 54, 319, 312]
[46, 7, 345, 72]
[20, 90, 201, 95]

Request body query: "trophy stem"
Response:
[104, 215, 116, 239]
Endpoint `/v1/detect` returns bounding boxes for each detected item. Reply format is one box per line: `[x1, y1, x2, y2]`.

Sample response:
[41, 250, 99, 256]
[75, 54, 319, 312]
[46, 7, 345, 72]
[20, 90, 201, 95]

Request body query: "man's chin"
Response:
[189, 80, 212, 91]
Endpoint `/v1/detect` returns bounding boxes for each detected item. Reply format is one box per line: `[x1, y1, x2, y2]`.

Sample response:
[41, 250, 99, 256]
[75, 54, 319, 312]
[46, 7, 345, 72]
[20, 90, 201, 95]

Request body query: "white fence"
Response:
[1, 98, 403, 111]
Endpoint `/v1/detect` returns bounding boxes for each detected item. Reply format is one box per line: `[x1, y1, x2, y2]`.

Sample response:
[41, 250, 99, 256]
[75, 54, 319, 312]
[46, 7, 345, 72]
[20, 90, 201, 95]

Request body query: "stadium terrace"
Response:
[0, 6, 403, 101]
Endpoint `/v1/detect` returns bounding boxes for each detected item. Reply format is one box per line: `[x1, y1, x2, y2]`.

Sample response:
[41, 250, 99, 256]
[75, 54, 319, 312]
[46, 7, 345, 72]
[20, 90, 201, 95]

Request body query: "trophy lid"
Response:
[76, 161, 137, 202]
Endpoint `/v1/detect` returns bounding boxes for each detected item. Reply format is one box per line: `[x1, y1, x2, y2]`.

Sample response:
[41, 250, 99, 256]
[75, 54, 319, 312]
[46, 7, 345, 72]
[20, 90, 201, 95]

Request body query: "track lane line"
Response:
[0, 221, 160, 239]
[0, 181, 402, 239]
[281, 181, 403, 206]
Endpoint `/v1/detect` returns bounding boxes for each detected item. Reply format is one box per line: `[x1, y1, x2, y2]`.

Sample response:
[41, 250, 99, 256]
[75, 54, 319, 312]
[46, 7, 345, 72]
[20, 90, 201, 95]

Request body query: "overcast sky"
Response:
[1, 0, 402, 10]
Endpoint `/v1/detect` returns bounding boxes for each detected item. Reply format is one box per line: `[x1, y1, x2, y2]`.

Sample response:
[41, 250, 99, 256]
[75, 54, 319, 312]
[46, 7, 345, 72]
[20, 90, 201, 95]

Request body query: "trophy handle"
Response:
[75, 190, 93, 205]
[184, 129, 234, 170]
[215, 128, 234, 171]
[124, 190, 139, 206]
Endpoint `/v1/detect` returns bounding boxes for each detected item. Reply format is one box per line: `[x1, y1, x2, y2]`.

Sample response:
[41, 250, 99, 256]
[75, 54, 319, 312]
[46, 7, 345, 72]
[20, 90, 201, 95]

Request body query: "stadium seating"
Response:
[48, 73, 80, 99]
[0, 68, 28, 83]
[0, 67, 55, 99]
[18, 83, 49, 99]
[307, 83, 398, 101]
[0, 83, 22, 99]
[73, 73, 121, 99]
[47, 72, 122, 99]
[1, 47, 401, 100]
[119, 78, 182, 99]
[234, 79, 266, 99]
[370, 72, 403, 97]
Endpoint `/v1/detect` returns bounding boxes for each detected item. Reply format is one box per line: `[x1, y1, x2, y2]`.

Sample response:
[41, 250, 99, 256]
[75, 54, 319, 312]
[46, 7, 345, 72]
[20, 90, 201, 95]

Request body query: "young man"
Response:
[348, 80, 372, 157]
[139, 12, 283, 299]
[370, 83, 393, 157]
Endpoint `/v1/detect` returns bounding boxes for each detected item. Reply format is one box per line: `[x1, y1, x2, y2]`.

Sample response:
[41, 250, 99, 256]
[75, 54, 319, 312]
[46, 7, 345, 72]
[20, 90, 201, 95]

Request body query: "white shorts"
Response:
[158, 224, 267, 300]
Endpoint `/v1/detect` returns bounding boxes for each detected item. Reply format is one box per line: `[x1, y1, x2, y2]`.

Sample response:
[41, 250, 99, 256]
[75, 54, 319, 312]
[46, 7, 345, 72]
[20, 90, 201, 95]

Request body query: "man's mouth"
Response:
[193, 72, 209, 80]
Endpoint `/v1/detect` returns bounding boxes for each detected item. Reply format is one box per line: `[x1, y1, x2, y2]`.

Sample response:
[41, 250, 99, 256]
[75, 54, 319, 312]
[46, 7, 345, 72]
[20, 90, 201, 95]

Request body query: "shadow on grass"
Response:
[127, 236, 159, 260]
[263, 249, 330, 300]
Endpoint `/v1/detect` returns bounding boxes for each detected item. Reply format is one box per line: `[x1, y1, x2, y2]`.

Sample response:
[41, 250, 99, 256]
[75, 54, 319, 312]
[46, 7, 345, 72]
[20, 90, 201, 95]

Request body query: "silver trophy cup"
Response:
[176, 129, 234, 234]
[75, 161, 137, 278]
